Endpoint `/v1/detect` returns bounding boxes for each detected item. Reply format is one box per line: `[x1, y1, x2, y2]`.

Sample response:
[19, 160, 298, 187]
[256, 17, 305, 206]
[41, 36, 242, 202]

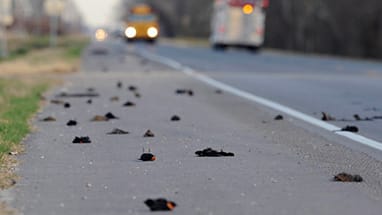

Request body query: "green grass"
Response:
[0, 79, 48, 155]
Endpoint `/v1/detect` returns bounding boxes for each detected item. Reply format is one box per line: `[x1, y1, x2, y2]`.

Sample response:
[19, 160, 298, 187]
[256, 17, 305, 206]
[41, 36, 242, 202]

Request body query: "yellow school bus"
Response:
[124, 4, 160, 43]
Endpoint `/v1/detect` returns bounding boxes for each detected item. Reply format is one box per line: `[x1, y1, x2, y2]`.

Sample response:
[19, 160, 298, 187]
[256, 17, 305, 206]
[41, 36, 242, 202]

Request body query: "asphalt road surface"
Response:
[8, 39, 382, 215]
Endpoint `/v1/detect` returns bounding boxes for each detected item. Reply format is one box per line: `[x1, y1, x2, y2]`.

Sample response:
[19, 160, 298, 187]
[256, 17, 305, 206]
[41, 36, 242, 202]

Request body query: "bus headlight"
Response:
[125, 27, 137, 38]
[147, 27, 158, 38]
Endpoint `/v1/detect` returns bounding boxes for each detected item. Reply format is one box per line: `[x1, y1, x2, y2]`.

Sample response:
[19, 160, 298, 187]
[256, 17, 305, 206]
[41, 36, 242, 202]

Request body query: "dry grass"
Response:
[0, 35, 88, 213]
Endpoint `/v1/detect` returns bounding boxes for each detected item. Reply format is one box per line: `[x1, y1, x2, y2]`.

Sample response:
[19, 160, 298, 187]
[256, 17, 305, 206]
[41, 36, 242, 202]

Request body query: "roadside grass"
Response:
[0, 35, 88, 192]
[0, 78, 48, 189]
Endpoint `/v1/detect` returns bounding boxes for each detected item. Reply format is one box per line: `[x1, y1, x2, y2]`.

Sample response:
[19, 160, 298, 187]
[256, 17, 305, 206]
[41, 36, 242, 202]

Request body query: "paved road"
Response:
[9, 40, 382, 214]
[145, 43, 382, 143]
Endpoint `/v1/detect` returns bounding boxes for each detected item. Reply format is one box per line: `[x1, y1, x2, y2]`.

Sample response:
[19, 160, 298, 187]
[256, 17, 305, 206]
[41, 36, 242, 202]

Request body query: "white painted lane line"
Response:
[139, 50, 382, 152]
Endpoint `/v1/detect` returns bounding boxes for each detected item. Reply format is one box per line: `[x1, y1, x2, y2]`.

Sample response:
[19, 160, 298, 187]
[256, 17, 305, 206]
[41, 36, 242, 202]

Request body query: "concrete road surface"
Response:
[8, 40, 382, 215]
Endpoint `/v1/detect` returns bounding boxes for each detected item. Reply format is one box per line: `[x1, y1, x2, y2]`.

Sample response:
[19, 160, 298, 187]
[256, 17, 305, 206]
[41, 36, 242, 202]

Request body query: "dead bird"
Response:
[91, 115, 109, 122]
[333, 172, 363, 182]
[139, 153, 156, 161]
[353, 114, 373, 121]
[321, 112, 336, 121]
[175, 89, 194, 96]
[171, 115, 181, 121]
[41, 116, 56, 122]
[105, 112, 119, 120]
[274, 115, 283, 120]
[340, 125, 359, 133]
[215, 89, 223, 94]
[66, 120, 77, 126]
[128, 85, 138, 92]
[107, 128, 129, 135]
[72, 136, 91, 144]
[144, 198, 176, 211]
[50, 99, 65, 105]
[143, 130, 155, 137]
[110, 96, 119, 102]
[64, 102, 71, 108]
[195, 148, 235, 157]
[117, 81, 123, 89]
[123, 101, 136, 107]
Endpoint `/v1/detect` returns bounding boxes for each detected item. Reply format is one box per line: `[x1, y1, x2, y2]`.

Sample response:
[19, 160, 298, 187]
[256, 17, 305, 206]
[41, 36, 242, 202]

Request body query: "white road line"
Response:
[139, 50, 382, 152]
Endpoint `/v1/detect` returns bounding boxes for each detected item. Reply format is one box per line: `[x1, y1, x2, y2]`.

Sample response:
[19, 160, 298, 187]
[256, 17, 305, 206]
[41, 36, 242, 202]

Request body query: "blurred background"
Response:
[1, 0, 382, 59]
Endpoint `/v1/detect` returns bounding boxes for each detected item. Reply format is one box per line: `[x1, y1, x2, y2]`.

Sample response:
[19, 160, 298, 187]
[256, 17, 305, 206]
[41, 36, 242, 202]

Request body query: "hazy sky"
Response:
[73, 0, 120, 27]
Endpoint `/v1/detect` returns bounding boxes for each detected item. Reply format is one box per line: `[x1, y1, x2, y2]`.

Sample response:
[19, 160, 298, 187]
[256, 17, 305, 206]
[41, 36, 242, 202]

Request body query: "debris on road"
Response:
[57, 92, 100, 98]
[143, 130, 155, 137]
[340, 126, 359, 133]
[50, 99, 65, 105]
[134, 92, 141, 98]
[87, 99, 92, 104]
[144, 198, 176, 211]
[87, 88, 95, 92]
[107, 128, 129, 135]
[139, 153, 156, 161]
[195, 148, 235, 157]
[333, 173, 363, 182]
[274, 115, 284, 120]
[8, 151, 18, 156]
[66, 120, 78, 126]
[110, 96, 119, 102]
[105, 112, 119, 120]
[72, 136, 92, 144]
[91, 115, 109, 122]
[40, 116, 56, 122]
[123, 101, 136, 107]
[321, 112, 336, 121]
[171, 115, 181, 121]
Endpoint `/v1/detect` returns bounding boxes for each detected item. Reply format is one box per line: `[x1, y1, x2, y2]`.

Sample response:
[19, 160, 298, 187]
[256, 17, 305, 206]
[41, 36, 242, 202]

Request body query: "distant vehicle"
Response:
[94, 28, 108, 42]
[124, 4, 160, 43]
[210, 0, 269, 51]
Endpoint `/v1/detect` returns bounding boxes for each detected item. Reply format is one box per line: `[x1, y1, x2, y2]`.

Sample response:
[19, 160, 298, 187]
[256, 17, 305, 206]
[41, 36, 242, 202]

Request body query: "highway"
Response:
[11, 39, 382, 215]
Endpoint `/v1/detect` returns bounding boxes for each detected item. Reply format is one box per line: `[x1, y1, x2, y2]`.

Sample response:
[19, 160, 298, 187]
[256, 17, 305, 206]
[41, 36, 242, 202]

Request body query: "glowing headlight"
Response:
[147, 27, 158, 38]
[125, 27, 137, 39]
[95, 29, 107, 41]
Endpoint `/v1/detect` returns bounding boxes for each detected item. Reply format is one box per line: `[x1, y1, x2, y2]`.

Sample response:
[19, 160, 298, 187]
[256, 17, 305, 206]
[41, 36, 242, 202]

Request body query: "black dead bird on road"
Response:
[274, 115, 283, 120]
[66, 120, 77, 126]
[64, 102, 71, 108]
[144, 198, 176, 211]
[195, 148, 235, 157]
[105, 112, 119, 120]
[175, 89, 194, 96]
[340, 126, 359, 133]
[171, 115, 181, 121]
[107, 128, 129, 135]
[143, 130, 155, 137]
[72, 136, 91, 144]
[123, 101, 136, 107]
[139, 153, 156, 161]
[321, 112, 336, 121]
[333, 173, 363, 182]
[41, 116, 56, 122]
[128, 85, 137, 92]
[117, 81, 123, 89]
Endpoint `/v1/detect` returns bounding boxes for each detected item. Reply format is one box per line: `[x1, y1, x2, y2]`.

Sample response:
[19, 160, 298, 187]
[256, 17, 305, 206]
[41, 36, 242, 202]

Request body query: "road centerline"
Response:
[138, 49, 382, 152]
